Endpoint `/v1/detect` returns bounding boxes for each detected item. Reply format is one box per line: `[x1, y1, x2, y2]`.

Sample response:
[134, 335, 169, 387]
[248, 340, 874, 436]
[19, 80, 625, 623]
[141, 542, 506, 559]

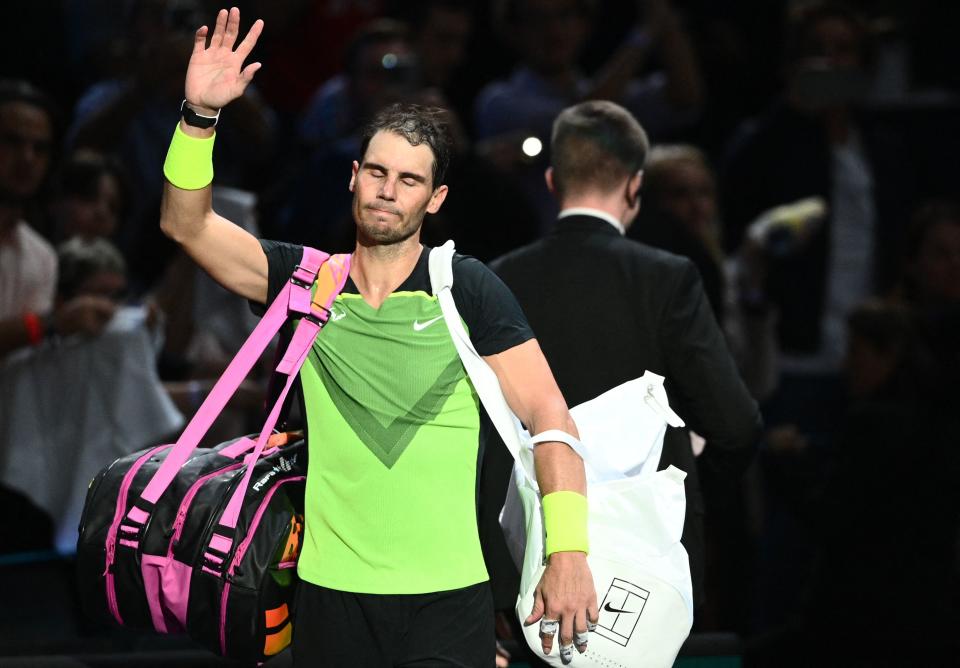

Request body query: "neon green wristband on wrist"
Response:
[163, 123, 215, 190]
[542, 490, 589, 556]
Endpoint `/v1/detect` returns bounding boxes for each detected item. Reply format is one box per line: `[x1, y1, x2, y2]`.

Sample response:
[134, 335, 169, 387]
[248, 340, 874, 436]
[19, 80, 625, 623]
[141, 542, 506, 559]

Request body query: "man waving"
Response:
[159, 8, 597, 666]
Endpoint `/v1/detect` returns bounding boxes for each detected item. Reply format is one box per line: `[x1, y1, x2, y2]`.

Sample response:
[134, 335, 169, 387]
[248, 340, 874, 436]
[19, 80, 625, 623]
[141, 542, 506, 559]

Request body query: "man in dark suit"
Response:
[489, 100, 762, 615]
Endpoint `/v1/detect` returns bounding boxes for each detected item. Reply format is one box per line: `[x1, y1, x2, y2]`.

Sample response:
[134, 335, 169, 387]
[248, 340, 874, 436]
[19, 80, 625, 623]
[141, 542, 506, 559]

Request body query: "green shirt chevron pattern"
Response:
[257, 241, 534, 595]
[297, 290, 489, 594]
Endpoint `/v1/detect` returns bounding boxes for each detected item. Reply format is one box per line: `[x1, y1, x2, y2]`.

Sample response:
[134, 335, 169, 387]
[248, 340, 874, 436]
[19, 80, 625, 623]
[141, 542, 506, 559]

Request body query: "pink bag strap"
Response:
[123, 248, 350, 529]
[213, 252, 350, 535]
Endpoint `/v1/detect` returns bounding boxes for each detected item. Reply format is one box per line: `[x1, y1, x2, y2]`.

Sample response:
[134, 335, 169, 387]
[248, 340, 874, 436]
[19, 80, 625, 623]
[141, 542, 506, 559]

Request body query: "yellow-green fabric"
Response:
[296, 290, 489, 594]
[255, 241, 535, 595]
[162, 124, 215, 190]
[542, 491, 589, 555]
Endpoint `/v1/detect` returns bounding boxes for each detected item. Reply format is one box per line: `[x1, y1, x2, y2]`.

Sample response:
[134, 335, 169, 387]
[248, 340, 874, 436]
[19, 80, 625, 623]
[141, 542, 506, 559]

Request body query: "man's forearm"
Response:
[159, 120, 215, 243]
[530, 409, 587, 497]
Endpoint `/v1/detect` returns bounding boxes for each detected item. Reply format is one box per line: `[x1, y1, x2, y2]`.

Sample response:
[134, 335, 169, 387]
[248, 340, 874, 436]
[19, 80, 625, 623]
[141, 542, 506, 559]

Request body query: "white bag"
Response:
[429, 241, 694, 667]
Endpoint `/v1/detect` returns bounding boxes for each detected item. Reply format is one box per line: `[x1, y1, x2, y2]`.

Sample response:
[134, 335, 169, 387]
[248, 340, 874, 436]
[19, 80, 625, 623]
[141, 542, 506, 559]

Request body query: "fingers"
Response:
[235, 18, 264, 60]
[558, 610, 574, 655]
[210, 8, 228, 48]
[524, 590, 545, 626]
[60, 296, 116, 337]
[240, 62, 262, 83]
[539, 613, 558, 656]
[222, 6, 241, 50]
[193, 26, 208, 55]
[573, 609, 589, 654]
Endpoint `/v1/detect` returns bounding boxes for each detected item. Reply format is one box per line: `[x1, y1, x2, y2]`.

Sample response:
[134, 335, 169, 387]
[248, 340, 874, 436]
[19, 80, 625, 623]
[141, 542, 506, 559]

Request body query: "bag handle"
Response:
[215, 252, 350, 543]
[124, 249, 350, 529]
[428, 241, 537, 483]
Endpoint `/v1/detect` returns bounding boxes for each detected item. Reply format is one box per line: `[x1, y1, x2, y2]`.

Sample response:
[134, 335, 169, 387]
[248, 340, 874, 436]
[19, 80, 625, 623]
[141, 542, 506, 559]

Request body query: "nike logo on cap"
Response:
[413, 315, 444, 331]
[603, 602, 634, 614]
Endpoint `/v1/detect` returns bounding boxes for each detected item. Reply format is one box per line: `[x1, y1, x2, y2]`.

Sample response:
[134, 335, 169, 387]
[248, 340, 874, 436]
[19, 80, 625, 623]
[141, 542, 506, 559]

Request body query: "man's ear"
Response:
[628, 170, 643, 207]
[427, 184, 449, 214]
[544, 167, 556, 194]
[349, 160, 359, 192]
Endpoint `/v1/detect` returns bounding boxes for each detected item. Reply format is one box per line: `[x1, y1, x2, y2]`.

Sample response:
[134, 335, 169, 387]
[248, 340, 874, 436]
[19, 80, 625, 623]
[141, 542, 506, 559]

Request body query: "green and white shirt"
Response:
[260, 241, 534, 594]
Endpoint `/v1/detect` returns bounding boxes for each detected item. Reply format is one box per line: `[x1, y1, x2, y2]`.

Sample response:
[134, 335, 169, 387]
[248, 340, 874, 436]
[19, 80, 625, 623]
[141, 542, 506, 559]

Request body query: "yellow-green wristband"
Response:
[542, 490, 589, 556]
[163, 123, 215, 190]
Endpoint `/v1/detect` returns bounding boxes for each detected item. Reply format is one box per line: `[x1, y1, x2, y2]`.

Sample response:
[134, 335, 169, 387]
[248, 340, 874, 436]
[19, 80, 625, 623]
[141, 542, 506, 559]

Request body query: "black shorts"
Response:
[291, 580, 494, 667]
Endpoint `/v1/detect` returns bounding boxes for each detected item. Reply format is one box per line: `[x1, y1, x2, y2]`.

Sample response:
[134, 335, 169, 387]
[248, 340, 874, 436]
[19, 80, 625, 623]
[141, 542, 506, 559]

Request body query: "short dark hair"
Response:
[359, 103, 452, 187]
[550, 100, 649, 198]
[0, 79, 60, 135]
[56, 237, 126, 300]
[58, 152, 128, 203]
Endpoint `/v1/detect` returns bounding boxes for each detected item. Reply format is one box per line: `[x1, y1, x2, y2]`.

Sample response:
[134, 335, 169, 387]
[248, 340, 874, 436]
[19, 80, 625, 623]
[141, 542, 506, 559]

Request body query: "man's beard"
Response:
[354, 198, 423, 245]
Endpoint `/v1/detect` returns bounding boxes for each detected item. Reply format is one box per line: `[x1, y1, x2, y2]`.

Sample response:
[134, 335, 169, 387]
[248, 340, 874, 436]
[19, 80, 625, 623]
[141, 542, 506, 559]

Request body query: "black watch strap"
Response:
[180, 100, 220, 129]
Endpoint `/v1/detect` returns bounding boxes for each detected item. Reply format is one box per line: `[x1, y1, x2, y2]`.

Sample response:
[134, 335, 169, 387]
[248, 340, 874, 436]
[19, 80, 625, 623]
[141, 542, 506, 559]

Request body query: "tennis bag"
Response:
[429, 241, 694, 668]
[77, 248, 351, 661]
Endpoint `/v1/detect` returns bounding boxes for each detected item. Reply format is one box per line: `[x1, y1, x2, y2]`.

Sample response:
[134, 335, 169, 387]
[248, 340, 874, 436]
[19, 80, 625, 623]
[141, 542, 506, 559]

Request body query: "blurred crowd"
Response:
[1, 0, 959, 664]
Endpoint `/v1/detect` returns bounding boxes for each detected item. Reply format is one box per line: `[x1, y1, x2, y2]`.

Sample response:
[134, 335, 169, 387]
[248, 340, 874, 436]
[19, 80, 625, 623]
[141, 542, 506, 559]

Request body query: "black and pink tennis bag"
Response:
[77, 248, 350, 662]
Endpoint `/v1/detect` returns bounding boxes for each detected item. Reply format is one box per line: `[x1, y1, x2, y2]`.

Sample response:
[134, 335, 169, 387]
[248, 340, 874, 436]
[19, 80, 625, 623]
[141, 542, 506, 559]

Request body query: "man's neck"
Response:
[559, 196, 628, 228]
[350, 235, 423, 309]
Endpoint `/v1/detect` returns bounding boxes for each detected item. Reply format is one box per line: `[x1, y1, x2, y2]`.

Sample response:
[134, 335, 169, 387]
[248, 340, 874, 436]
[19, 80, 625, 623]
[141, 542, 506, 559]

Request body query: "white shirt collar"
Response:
[557, 207, 625, 235]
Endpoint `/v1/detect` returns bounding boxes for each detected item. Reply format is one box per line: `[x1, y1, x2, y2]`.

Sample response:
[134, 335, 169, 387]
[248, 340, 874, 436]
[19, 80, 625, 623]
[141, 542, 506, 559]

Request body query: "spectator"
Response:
[298, 19, 418, 148]
[0, 79, 61, 553]
[401, 0, 474, 121]
[721, 1, 916, 384]
[0, 236, 182, 554]
[719, 6, 922, 627]
[628, 144, 725, 322]
[49, 151, 128, 244]
[893, 200, 960, 412]
[475, 0, 703, 228]
[56, 236, 128, 303]
[0, 80, 115, 362]
[897, 200, 960, 308]
[68, 0, 274, 286]
[749, 299, 960, 665]
[246, 0, 383, 124]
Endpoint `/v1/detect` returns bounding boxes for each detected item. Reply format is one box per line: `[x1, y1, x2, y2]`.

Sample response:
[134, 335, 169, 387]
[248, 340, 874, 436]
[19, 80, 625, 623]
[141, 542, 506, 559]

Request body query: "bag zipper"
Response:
[219, 475, 305, 655]
[104, 444, 172, 624]
[166, 463, 244, 559]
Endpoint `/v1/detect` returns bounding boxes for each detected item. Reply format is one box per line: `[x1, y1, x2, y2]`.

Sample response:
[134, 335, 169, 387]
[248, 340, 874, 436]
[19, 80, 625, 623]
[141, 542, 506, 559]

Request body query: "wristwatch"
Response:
[180, 100, 220, 129]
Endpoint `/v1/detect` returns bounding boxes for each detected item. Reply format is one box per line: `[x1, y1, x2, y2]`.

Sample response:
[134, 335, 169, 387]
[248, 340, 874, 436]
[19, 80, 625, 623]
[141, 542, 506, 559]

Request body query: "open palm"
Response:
[185, 7, 263, 112]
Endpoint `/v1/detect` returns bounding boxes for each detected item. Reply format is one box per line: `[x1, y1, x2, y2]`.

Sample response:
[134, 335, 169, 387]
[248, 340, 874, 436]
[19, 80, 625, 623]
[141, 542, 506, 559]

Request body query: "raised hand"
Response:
[184, 7, 263, 114]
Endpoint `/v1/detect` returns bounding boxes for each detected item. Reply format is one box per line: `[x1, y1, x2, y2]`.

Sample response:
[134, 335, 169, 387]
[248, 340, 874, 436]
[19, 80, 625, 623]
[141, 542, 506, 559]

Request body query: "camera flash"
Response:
[522, 137, 542, 157]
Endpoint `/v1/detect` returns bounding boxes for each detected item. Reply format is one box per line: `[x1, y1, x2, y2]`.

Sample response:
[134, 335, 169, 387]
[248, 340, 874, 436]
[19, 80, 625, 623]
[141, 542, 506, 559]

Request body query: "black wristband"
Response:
[180, 100, 220, 129]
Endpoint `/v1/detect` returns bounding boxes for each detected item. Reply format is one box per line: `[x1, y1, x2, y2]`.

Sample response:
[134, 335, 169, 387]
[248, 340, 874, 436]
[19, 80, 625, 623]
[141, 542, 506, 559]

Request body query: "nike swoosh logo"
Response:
[413, 315, 444, 331]
[603, 602, 634, 614]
